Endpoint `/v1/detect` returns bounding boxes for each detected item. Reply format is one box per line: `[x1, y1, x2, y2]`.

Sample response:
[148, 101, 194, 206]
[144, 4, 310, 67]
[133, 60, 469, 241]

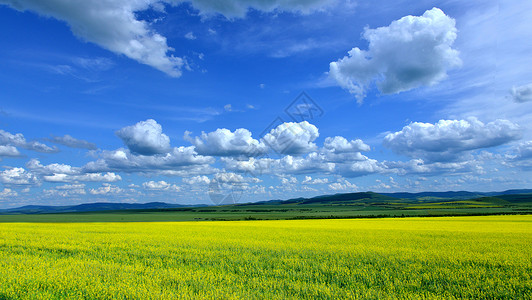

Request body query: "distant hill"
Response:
[0, 202, 198, 215]
[381, 189, 532, 201]
[1, 189, 531, 215]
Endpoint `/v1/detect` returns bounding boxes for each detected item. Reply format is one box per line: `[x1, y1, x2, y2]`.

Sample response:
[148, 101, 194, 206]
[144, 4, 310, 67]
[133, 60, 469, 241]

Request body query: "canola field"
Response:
[0, 215, 531, 299]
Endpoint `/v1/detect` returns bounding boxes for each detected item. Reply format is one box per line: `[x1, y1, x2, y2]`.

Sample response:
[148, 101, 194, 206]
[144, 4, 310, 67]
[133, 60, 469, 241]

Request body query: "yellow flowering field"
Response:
[0, 215, 531, 299]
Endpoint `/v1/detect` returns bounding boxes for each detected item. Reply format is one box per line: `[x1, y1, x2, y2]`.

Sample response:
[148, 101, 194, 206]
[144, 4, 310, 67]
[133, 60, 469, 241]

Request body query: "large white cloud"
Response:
[185, 128, 266, 157]
[383, 118, 521, 162]
[0, 129, 58, 153]
[329, 7, 461, 102]
[262, 121, 319, 155]
[83, 146, 214, 173]
[0, 167, 38, 185]
[26, 159, 121, 183]
[0, 0, 184, 77]
[0, 0, 333, 77]
[116, 119, 171, 156]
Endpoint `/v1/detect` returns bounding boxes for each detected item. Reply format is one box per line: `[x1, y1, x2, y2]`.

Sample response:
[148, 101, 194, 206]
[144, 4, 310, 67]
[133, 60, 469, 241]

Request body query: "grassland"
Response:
[1, 215, 531, 299]
[1, 192, 531, 223]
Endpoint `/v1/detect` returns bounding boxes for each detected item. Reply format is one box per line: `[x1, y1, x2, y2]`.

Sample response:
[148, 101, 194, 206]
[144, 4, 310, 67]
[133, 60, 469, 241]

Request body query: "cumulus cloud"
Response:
[0, 0, 184, 77]
[116, 119, 171, 155]
[323, 136, 370, 153]
[0, 145, 21, 157]
[383, 118, 521, 162]
[0, 167, 38, 185]
[336, 158, 385, 178]
[510, 83, 532, 103]
[262, 121, 319, 155]
[329, 7, 461, 102]
[47, 134, 97, 150]
[185, 128, 266, 157]
[84, 146, 214, 173]
[143, 180, 180, 191]
[26, 158, 79, 175]
[26, 158, 121, 183]
[0, 129, 58, 153]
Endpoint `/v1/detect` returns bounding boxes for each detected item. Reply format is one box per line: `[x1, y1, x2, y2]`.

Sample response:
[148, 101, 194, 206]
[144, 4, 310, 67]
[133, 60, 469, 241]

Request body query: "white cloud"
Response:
[336, 158, 384, 178]
[323, 136, 370, 153]
[0, 188, 18, 198]
[0, 129, 58, 153]
[142, 180, 180, 191]
[1, 0, 335, 77]
[280, 175, 297, 185]
[43, 172, 122, 183]
[26, 158, 79, 175]
[181, 0, 335, 18]
[54, 183, 86, 190]
[329, 7, 461, 102]
[184, 31, 197, 40]
[383, 118, 521, 162]
[515, 141, 532, 160]
[301, 176, 328, 184]
[89, 183, 123, 195]
[1, 0, 184, 77]
[0, 167, 38, 185]
[214, 172, 244, 183]
[505, 141, 532, 170]
[262, 121, 319, 155]
[182, 175, 211, 185]
[224, 104, 232, 112]
[510, 83, 532, 103]
[0, 145, 21, 157]
[44, 183, 86, 197]
[328, 178, 357, 191]
[385, 159, 484, 176]
[26, 158, 121, 183]
[116, 119, 171, 155]
[185, 128, 266, 157]
[47, 134, 97, 150]
[84, 146, 214, 173]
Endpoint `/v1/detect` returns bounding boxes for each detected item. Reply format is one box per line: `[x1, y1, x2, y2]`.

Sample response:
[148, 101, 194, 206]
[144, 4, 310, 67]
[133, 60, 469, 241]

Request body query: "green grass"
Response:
[0, 215, 531, 299]
[1, 192, 531, 223]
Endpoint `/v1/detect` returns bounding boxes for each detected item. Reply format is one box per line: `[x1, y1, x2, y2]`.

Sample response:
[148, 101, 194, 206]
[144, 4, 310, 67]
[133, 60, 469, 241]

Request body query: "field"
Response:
[1, 192, 531, 223]
[1, 215, 531, 299]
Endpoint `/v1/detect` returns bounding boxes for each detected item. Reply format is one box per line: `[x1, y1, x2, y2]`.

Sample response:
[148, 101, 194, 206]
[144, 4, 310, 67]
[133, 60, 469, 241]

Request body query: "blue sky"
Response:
[1, 0, 532, 208]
